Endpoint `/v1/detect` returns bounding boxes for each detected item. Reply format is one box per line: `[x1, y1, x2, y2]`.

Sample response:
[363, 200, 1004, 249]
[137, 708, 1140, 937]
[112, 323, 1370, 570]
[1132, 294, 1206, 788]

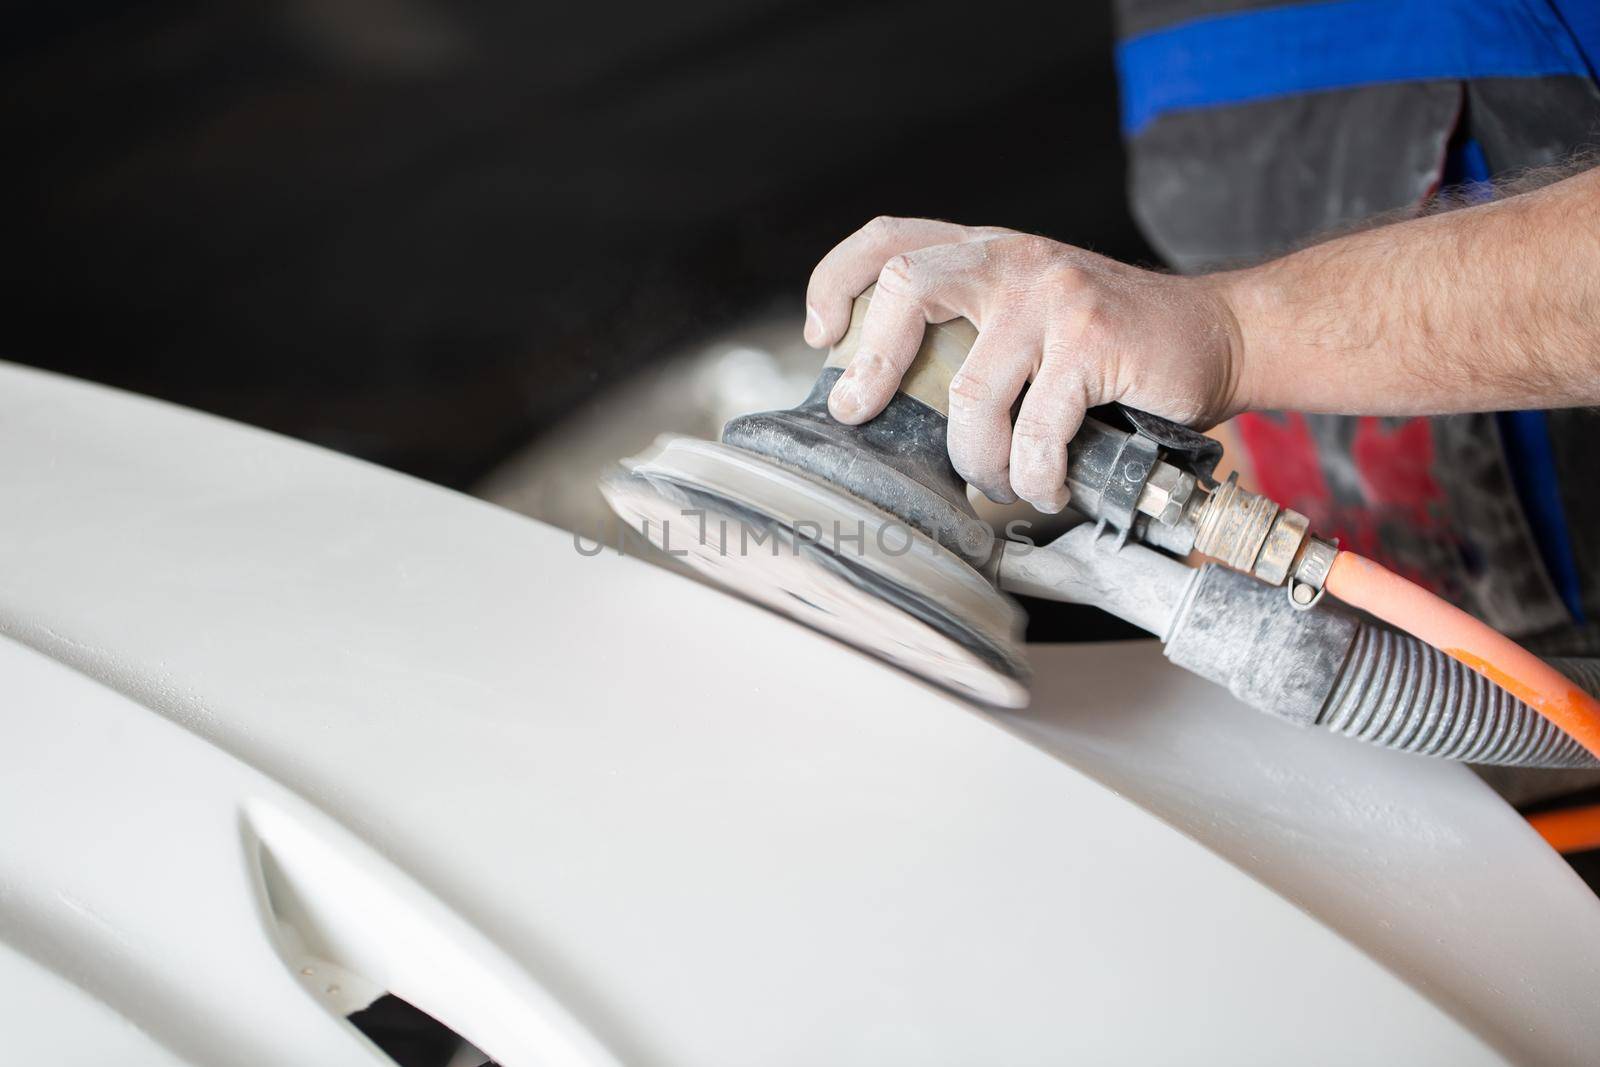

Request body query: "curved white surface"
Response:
[1, 361, 1598, 1065]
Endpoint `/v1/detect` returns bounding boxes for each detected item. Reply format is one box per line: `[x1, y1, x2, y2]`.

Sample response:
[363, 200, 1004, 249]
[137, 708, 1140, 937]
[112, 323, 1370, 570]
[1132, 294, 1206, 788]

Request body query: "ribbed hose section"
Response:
[1552, 657, 1600, 703]
[1319, 625, 1600, 768]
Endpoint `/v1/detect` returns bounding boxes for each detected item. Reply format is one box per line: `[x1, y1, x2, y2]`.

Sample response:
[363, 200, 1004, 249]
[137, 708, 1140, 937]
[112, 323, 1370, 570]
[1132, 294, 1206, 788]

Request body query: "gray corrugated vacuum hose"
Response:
[1001, 529, 1600, 768]
[1320, 626, 1598, 768]
[1165, 564, 1600, 769]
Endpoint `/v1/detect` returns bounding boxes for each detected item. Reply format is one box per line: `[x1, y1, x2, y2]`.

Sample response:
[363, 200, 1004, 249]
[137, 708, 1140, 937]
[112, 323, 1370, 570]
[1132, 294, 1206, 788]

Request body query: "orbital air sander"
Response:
[601, 290, 1333, 704]
[600, 290, 1600, 768]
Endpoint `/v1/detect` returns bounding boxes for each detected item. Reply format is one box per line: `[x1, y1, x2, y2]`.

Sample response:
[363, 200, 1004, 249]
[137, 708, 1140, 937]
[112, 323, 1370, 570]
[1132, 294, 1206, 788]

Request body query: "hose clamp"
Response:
[1288, 537, 1338, 611]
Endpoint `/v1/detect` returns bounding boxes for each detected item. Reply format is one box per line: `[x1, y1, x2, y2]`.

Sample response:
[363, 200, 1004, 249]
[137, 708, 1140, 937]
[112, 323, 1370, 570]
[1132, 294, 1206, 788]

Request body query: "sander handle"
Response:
[825, 288, 1221, 537]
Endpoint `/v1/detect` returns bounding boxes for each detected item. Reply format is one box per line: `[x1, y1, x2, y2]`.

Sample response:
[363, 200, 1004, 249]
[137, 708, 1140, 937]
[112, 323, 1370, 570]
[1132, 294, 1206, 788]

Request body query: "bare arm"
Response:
[1223, 164, 1600, 415]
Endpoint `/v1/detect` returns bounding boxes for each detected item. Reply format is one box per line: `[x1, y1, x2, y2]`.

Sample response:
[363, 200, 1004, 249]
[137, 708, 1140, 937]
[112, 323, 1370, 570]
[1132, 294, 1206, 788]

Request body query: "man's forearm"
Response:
[1218, 164, 1600, 416]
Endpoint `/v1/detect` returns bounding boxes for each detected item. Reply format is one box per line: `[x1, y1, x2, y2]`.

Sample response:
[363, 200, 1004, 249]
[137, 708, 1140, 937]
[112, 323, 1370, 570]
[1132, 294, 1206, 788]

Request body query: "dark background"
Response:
[2, 0, 1150, 490]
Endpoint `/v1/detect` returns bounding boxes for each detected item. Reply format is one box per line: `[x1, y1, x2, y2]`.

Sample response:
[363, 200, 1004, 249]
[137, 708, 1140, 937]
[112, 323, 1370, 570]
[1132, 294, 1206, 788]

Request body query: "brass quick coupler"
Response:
[1192, 473, 1336, 609]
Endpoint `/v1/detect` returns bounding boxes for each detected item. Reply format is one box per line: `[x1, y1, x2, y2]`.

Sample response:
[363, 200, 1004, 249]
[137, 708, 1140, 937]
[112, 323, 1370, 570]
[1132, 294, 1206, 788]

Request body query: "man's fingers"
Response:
[804, 216, 976, 348]
[826, 277, 928, 423]
[827, 240, 1000, 423]
[946, 320, 1036, 505]
[1009, 339, 1089, 513]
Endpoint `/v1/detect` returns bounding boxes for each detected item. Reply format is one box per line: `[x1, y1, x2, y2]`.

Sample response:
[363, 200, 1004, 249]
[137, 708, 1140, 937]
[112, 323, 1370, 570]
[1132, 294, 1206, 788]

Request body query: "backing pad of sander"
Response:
[600, 434, 1030, 707]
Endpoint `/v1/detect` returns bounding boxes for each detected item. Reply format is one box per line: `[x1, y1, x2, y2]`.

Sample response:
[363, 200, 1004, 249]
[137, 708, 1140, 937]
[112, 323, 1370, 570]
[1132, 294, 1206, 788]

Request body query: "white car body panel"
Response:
[1, 361, 1597, 1065]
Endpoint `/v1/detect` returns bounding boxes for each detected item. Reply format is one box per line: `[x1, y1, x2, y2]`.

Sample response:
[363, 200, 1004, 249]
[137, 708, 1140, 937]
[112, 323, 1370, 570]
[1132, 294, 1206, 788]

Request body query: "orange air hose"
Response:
[1526, 803, 1600, 855]
[1324, 551, 1600, 761]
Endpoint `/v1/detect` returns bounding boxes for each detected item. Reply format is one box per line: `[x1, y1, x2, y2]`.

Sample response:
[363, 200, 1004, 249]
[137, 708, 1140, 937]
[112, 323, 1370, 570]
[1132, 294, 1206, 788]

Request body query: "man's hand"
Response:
[806, 168, 1600, 512]
[804, 217, 1243, 512]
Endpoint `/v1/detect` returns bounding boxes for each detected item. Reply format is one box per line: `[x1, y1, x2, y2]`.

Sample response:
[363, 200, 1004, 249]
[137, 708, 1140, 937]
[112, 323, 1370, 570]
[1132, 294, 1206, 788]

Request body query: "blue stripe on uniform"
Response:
[1116, 0, 1593, 134]
[1497, 411, 1589, 624]
[1549, 0, 1600, 79]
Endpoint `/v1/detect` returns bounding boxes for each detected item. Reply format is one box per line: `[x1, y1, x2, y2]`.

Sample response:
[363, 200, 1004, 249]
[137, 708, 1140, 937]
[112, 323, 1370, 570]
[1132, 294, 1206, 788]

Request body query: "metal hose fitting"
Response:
[1189, 473, 1336, 607]
[1192, 473, 1279, 571]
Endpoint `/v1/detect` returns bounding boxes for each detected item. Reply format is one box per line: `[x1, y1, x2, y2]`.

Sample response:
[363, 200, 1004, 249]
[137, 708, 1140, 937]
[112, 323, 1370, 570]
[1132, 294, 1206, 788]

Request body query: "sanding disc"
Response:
[600, 434, 1030, 708]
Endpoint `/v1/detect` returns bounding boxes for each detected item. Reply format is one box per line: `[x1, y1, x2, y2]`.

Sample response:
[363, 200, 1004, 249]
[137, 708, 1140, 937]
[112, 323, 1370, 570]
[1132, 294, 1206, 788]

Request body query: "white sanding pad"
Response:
[601, 434, 1030, 708]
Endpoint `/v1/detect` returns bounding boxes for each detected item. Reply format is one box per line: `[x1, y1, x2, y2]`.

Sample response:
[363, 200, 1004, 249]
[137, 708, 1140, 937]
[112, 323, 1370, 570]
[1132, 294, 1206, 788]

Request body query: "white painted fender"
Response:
[0, 361, 1597, 1065]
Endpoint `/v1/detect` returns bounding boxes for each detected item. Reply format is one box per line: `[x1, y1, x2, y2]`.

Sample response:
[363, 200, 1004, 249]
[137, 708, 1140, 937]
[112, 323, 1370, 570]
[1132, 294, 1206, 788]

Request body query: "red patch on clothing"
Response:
[1351, 416, 1444, 528]
[1234, 412, 1329, 512]
[1235, 413, 1447, 590]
